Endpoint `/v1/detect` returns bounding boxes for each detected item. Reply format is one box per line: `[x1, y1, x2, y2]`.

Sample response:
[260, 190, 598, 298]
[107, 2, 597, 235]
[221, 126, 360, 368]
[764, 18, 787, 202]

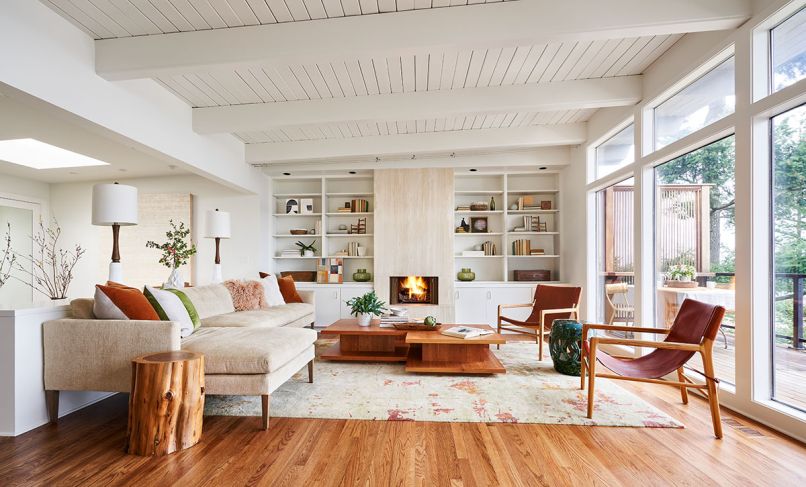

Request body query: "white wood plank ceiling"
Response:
[153, 36, 681, 107]
[43, 0, 511, 39]
[233, 108, 596, 143]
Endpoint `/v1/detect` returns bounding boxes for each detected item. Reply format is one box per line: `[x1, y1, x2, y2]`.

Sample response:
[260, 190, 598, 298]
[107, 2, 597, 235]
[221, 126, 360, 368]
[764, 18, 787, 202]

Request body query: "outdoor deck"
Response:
[699, 333, 806, 409]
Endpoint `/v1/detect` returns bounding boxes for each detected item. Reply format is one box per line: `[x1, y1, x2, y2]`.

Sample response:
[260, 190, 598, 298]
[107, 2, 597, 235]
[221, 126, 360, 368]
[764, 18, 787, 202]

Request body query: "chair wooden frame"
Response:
[497, 303, 580, 361]
[580, 323, 723, 439]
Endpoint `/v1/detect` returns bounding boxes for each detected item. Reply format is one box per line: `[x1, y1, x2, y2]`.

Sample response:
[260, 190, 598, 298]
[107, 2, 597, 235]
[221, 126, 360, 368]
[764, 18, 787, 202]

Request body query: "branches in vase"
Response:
[0, 223, 16, 289]
[13, 218, 84, 300]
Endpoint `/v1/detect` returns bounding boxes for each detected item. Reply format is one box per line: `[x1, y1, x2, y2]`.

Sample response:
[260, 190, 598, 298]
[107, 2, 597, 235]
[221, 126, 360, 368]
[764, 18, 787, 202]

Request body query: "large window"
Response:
[595, 178, 635, 329]
[594, 125, 634, 179]
[771, 104, 806, 411]
[654, 136, 736, 386]
[772, 7, 806, 93]
[654, 57, 735, 150]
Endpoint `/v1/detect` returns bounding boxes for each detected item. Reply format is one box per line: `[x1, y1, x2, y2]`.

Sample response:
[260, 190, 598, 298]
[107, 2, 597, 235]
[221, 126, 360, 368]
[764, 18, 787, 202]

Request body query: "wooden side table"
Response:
[125, 351, 205, 456]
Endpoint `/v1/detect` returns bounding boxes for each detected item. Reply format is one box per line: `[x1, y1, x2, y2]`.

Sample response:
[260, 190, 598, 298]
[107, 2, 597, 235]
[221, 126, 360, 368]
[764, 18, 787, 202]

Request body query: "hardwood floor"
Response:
[2, 380, 805, 487]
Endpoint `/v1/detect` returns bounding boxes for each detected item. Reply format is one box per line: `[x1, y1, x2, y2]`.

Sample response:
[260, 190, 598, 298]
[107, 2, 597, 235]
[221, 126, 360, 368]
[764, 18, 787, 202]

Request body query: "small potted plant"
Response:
[666, 263, 697, 288]
[346, 290, 386, 326]
[146, 220, 196, 289]
[295, 240, 317, 257]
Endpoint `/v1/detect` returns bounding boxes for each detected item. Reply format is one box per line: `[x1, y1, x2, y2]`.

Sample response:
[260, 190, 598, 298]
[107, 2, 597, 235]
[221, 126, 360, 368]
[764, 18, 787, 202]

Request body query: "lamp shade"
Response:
[92, 183, 138, 226]
[205, 209, 231, 238]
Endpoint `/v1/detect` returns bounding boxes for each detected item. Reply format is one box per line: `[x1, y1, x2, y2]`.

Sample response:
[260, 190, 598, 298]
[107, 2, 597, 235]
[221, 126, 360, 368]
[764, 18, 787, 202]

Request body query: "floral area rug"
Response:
[205, 340, 682, 428]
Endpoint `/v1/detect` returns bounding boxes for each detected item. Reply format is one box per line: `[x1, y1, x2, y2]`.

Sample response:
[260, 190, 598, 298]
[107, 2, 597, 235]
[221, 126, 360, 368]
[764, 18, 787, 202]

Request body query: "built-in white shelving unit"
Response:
[453, 172, 561, 283]
[272, 174, 374, 282]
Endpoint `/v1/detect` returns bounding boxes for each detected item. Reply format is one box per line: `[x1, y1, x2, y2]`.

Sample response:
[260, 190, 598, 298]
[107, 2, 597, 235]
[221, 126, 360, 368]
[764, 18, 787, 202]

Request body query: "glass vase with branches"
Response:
[14, 218, 84, 300]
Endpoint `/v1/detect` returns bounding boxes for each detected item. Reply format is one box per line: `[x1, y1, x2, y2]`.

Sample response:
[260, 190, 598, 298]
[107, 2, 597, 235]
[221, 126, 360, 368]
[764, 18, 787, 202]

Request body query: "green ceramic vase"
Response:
[457, 268, 476, 281]
[549, 319, 583, 376]
[352, 269, 372, 282]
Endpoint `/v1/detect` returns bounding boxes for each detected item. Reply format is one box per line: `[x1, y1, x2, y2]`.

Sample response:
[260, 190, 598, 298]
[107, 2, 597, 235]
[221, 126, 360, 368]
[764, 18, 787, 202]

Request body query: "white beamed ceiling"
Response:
[38, 0, 747, 168]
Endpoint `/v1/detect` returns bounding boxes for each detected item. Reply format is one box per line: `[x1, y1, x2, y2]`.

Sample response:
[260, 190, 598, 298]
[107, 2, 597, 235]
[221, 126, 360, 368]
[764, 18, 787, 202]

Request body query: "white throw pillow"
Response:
[143, 286, 195, 338]
[261, 274, 286, 307]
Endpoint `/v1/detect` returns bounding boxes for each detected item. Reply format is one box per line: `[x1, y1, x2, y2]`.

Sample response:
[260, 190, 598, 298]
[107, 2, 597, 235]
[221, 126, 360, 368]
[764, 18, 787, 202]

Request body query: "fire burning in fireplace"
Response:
[401, 276, 428, 302]
[390, 276, 438, 305]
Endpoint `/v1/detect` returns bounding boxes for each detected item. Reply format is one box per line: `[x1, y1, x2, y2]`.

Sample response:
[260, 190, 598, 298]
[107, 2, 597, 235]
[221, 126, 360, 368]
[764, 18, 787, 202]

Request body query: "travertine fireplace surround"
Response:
[374, 169, 455, 322]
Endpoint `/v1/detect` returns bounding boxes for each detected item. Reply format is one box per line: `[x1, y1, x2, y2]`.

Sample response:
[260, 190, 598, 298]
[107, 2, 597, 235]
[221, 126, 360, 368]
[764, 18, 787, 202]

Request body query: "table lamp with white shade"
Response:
[92, 182, 138, 283]
[205, 209, 231, 283]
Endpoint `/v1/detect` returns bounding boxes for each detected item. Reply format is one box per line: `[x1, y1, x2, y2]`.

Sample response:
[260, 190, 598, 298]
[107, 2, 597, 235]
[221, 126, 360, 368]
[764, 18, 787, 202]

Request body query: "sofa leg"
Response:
[261, 395, 270, 430]
[308, 360, 314, 383]
[45, 390, 59, 424]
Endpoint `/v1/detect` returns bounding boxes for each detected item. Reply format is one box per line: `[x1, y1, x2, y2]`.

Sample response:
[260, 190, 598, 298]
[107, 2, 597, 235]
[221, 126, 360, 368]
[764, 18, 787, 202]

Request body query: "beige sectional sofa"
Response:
[43, 283, 317, 430]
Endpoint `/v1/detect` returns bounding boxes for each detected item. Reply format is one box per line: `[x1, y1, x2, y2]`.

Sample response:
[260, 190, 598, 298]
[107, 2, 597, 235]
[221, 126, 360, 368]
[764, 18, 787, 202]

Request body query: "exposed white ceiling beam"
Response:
[96, 0, 750, 80]
[245, 123, 585, 163]
[259, 148, 572, 175]
[193, 76, 640, 134]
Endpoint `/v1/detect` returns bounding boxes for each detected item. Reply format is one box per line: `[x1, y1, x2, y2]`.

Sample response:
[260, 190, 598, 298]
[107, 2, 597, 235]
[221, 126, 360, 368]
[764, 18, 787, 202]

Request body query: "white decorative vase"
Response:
[680, 276, 691, 282]
[357, 247, 367, 257]
[357, 313, 372, 326]
[164, 269, 184, 289]
[303, 250, 314, 257]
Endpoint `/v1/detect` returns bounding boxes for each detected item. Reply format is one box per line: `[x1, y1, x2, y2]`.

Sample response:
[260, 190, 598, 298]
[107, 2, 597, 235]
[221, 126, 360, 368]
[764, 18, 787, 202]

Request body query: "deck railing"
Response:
[602, 272, 806, 349]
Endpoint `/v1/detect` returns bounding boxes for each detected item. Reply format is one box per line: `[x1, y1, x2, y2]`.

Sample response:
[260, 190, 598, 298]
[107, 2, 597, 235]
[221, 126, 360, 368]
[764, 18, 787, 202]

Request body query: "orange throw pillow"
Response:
[93, 282, 160, 320]
[277, 276, 303, 303]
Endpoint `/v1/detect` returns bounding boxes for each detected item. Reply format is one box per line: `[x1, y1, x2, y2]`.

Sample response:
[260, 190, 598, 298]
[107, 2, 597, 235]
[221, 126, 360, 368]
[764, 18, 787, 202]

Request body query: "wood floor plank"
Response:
[1, 383, 805, 486]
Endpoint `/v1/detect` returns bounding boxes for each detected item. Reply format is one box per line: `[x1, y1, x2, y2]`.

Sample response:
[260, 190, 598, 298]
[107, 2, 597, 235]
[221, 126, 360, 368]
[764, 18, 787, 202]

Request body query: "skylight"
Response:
[0, 138, 109, 169]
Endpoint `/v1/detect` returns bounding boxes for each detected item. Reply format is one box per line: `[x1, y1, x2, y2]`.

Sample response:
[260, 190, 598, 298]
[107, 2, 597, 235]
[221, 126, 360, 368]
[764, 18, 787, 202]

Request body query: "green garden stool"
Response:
[549, 319, 583, 376]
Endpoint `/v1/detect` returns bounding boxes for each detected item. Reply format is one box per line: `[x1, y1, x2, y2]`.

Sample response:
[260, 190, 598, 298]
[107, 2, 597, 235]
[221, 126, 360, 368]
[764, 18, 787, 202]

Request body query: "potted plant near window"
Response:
[346, 290, 386, 326]
[666, 263, 698, 288]
[146, 220, 196, 289]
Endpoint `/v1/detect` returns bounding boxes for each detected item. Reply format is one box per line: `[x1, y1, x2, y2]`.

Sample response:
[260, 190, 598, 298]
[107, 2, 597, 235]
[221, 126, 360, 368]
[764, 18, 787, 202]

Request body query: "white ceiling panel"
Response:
[43, 0, 513, 39]
[153, 34, 680, 108]
[232, 108, 596, 143]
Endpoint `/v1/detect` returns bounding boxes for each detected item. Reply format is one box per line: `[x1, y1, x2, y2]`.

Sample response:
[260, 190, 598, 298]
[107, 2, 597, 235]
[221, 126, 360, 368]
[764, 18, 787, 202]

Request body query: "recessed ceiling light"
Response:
[0, 138, 109, 169]
[283, 172, 291, 176]
[469, 168, 478, 172]
[539, 166, 547, 170]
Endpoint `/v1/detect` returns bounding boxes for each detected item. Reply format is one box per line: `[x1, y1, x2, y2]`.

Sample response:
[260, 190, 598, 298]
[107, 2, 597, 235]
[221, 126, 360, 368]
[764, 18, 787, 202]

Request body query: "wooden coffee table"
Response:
[320, 319, 409, 362]
[405, 325, 506, 374]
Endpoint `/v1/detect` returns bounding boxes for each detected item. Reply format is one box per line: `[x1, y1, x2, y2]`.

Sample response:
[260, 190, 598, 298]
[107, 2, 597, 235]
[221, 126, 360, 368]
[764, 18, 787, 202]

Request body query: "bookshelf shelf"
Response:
[455, 172, 561, 282]
[272, 175, 375, 281]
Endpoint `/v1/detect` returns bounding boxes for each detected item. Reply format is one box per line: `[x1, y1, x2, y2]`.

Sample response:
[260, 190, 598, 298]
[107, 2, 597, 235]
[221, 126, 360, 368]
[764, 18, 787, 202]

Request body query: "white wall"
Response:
[49, 174, 268, 298]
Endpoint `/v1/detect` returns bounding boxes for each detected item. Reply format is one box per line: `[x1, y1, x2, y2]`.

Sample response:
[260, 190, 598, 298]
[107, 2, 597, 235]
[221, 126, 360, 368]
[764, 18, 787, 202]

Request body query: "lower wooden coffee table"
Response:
[320, 319, 409, 362]
[405, 325, 506, 374]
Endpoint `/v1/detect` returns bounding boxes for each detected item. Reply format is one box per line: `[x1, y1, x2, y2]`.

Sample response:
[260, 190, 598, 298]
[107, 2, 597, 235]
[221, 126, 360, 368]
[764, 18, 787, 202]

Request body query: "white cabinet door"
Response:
[340, 287, 372, 319]
[455, 288, 488, 324]
[489, 287, 535, 327]
[313, 288, 341, 326]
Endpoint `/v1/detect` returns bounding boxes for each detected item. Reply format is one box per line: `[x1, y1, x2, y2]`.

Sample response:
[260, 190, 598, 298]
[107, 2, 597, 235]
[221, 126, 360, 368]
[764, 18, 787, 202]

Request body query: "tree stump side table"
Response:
[126, 351, 205, 456]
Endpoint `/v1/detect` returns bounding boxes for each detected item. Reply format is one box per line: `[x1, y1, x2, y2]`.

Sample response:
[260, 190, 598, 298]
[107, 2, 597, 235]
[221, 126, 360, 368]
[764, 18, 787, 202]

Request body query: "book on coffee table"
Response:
[440, 326, 495, 339]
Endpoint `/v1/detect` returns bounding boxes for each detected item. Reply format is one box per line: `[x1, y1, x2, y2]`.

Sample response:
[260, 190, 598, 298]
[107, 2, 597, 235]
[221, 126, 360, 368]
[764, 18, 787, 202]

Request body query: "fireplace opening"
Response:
[389, 276, 439, 305]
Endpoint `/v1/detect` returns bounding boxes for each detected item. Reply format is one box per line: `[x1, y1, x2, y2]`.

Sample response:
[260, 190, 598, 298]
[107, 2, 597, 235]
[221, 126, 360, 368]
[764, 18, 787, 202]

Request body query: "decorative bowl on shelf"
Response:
[352, 268, 372, 282]
[457, 268, 476, 281]
[470, 202, 489, 211]
[289, 229, 308, 235]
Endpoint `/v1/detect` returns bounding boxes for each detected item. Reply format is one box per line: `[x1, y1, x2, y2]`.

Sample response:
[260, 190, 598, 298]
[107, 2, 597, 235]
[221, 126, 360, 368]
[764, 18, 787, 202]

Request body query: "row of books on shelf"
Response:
[336, 199, 370, 213]
[512, 239, 546, 256]
[516, 196, 552, 210]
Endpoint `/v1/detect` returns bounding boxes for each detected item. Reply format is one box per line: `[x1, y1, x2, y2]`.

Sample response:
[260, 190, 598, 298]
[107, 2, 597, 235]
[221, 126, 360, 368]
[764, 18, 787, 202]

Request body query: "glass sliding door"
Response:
[595, 177, 635, 331]
[771, 104, 806, 411]
[654, 136, 736, 385]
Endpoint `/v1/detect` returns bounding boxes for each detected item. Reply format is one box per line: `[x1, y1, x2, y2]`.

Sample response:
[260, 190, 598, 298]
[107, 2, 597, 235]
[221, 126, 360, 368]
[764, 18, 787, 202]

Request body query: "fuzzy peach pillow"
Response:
[223, 279, 268, 311]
